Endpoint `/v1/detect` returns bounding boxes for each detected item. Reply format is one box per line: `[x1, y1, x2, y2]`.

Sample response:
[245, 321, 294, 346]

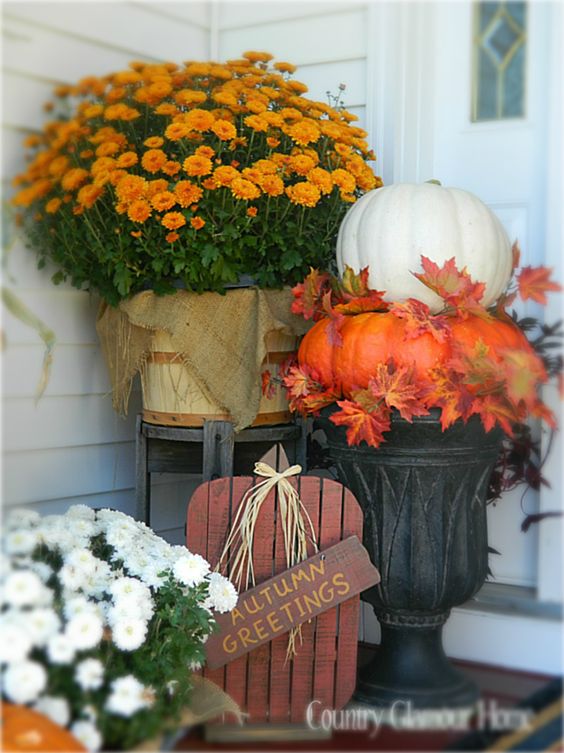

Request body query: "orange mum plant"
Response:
[11, 52, 381, 305]
[280, 249, 561, 449]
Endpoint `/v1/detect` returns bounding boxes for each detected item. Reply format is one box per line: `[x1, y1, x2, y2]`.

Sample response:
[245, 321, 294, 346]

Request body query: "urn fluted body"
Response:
[316, 409, 503, 709]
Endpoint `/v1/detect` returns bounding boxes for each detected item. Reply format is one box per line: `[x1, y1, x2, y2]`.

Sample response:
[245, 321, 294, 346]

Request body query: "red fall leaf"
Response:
[330, 400, 391, 448]
[291, 268, 333, 320]
[389, 298, 450, 343]
[366, 361, 429, 421]
[413, 255, 488, 318]
[517, 266, 562, 305]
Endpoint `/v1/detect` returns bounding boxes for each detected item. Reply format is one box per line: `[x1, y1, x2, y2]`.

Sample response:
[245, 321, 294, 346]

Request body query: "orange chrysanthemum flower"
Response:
[331, 168, 356, 193]
[130, 230, 143, 238]
[212, 166, 239, 187]
[116, 174, 147, 203]
[60, 168, 88, 191]
[244, 115, 268, 133]
[144, 136, 165, 148]
[202, 178, 217, 190]
[45, 197, 62, 214]
[211, 119, 237, 141]
[165, 231, 180, 243]
[155, 103, 178, 116]
[285, 181, 320, 208]
[116, 152, 138, 168]
[307, 167, 333, 195]
[146, 179, 169, 198]
[165, 122, 190, 141]
[142, 149, 167, 173]
[212, 91, 239, 108]
[246, 206, 258, 217]
[274, 61, 297, 74]
[162, 211, 186, 230]
[243, 51, 273, 63]
[83, 104, 104, 119]
[174, 180, 203, 207]
[259, 174, 284, 197]
[287, 120, 320, 146]
[162, 160, 181, 176]
[231, 177, 260, 201]
[190, 216, 205, 230]
[185, 109, 215, 132]
[151, 191, 177, 211]
[77, 183, 104, 208]
[183, 155, 212, 177]
[195, 146, 215, 159]
[289, 154, 316, 176]
[266, 137, 280, 148]
[127, 199, 152, 222]
[175, 89, 207, 106]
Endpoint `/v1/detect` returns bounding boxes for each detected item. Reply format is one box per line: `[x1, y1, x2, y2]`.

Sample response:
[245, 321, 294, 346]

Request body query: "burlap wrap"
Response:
[96, 287, 309, 431]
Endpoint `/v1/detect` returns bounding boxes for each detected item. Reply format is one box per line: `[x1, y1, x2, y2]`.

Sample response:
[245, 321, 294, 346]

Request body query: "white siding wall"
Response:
[2, 1, 211, 543]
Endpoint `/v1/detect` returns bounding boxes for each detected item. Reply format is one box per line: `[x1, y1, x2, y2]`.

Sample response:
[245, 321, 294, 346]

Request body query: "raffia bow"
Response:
[217, 462, 318, 659]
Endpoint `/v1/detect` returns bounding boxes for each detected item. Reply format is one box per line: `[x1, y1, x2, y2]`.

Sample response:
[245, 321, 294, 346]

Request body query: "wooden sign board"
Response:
[206, 535, 380, 669]
[187, 475, 368, 722]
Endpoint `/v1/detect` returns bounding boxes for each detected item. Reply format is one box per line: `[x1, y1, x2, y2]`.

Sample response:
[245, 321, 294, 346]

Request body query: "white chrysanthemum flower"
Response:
[63, 594, 100, 620]
[26, 607, 61, 647]
[5, 529, 40, 556]
[27, 560, 54, 583]
[66, 504, 96, 521]
[34, 695, 70, 727]
[71, 720, 102, 752]
[64, 548, 98, 576]
[75, 658, 104, 691]
[47, 632, 76, 664]
[38, 525, 76, 553]
[111, 618, 148, 652]
[107, 593, 153, 626]
[188, 659, 202, 671]
[122, 549, 153, 578]
[173, 553, 210, 587]
[140, 560, 169, 590]
[66, 612, 104, 651]
[59, 562, 88, 591]
[0, 619, 33, 663]
[109, 576, 150, 602]
[3, 660, 47, 704]
[207, 572, 238, 613]
[3, 570, 43, 607]
[5, 508, 41, 530]
[106, 675, 154, 717]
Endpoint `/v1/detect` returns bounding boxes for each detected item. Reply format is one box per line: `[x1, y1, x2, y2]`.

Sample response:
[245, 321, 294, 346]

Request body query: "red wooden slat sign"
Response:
[186, 475, 369, 724]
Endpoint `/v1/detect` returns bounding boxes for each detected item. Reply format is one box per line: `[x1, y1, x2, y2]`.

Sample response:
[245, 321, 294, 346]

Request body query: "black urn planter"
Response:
[316, 408, 504, 710]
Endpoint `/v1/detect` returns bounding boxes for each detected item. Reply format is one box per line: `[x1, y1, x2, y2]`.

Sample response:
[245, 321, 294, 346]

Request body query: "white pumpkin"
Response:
[336, 182, 513, 312]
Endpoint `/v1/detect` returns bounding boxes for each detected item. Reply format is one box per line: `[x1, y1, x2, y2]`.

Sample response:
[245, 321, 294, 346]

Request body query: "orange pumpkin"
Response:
[298, 311, 535, 396]
[1, 704, 86, 753]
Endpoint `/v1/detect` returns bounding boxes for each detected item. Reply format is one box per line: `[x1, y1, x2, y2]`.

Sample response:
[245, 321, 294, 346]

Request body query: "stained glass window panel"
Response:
[472, 1, 527, 121]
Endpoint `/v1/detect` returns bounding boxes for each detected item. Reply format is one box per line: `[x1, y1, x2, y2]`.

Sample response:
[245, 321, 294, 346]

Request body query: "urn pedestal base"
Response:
[355, 621, 478, 710]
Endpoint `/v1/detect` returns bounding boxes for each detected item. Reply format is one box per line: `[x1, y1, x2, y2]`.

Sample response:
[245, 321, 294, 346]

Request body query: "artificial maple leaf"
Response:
[321, 291, 346, 346]
[517, 266, 562, 305]
[468, 394, 517, 436]
[389, 298, 450, 343]
[291, 268, 333, 320]
[413, 256, 488, 319]
[511, 240, 521, 272]
[366, 361, 429, 421]
[500, 347, 547, 410]
[261, 370, 277, 400]
[330, 400, 391, 448]
[301, 387, 340, 413]
[282, 363, 325, 413]
[529, 400, 557, 429]
[422, 367, 474, 430]
[334, 265, 388, 315]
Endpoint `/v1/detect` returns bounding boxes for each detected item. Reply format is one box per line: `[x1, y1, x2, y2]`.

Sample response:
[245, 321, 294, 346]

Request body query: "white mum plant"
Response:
[0, 505, 238, 751]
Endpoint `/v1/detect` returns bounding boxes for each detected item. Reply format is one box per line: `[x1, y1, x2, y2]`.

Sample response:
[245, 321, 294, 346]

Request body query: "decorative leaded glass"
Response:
[472, 1, 527, 121]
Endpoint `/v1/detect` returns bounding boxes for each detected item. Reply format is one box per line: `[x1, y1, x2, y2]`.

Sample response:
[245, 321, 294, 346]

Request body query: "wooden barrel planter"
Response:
[141, 330, 296, 428]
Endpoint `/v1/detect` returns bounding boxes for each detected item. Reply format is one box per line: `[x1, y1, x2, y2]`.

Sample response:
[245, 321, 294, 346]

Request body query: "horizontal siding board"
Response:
[3, 442, 136, 506]
[2, 71, 60, 132]
[297, 59, 366, 108]
[4, 4, 209, 65]
[218, 2, 365, 29]
[2, 16, 151, 82]
[3, 394, 139, 452]
[219, 9, 367, 67]
[2, 128, 31, 177]
[130, 1, 211, 30]
[2, 290, 100, 346]
[2, 344, 113, 398]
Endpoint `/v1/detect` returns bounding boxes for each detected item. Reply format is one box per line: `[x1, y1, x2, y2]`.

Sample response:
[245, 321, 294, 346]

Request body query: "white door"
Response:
[366, 0, 563, 672]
